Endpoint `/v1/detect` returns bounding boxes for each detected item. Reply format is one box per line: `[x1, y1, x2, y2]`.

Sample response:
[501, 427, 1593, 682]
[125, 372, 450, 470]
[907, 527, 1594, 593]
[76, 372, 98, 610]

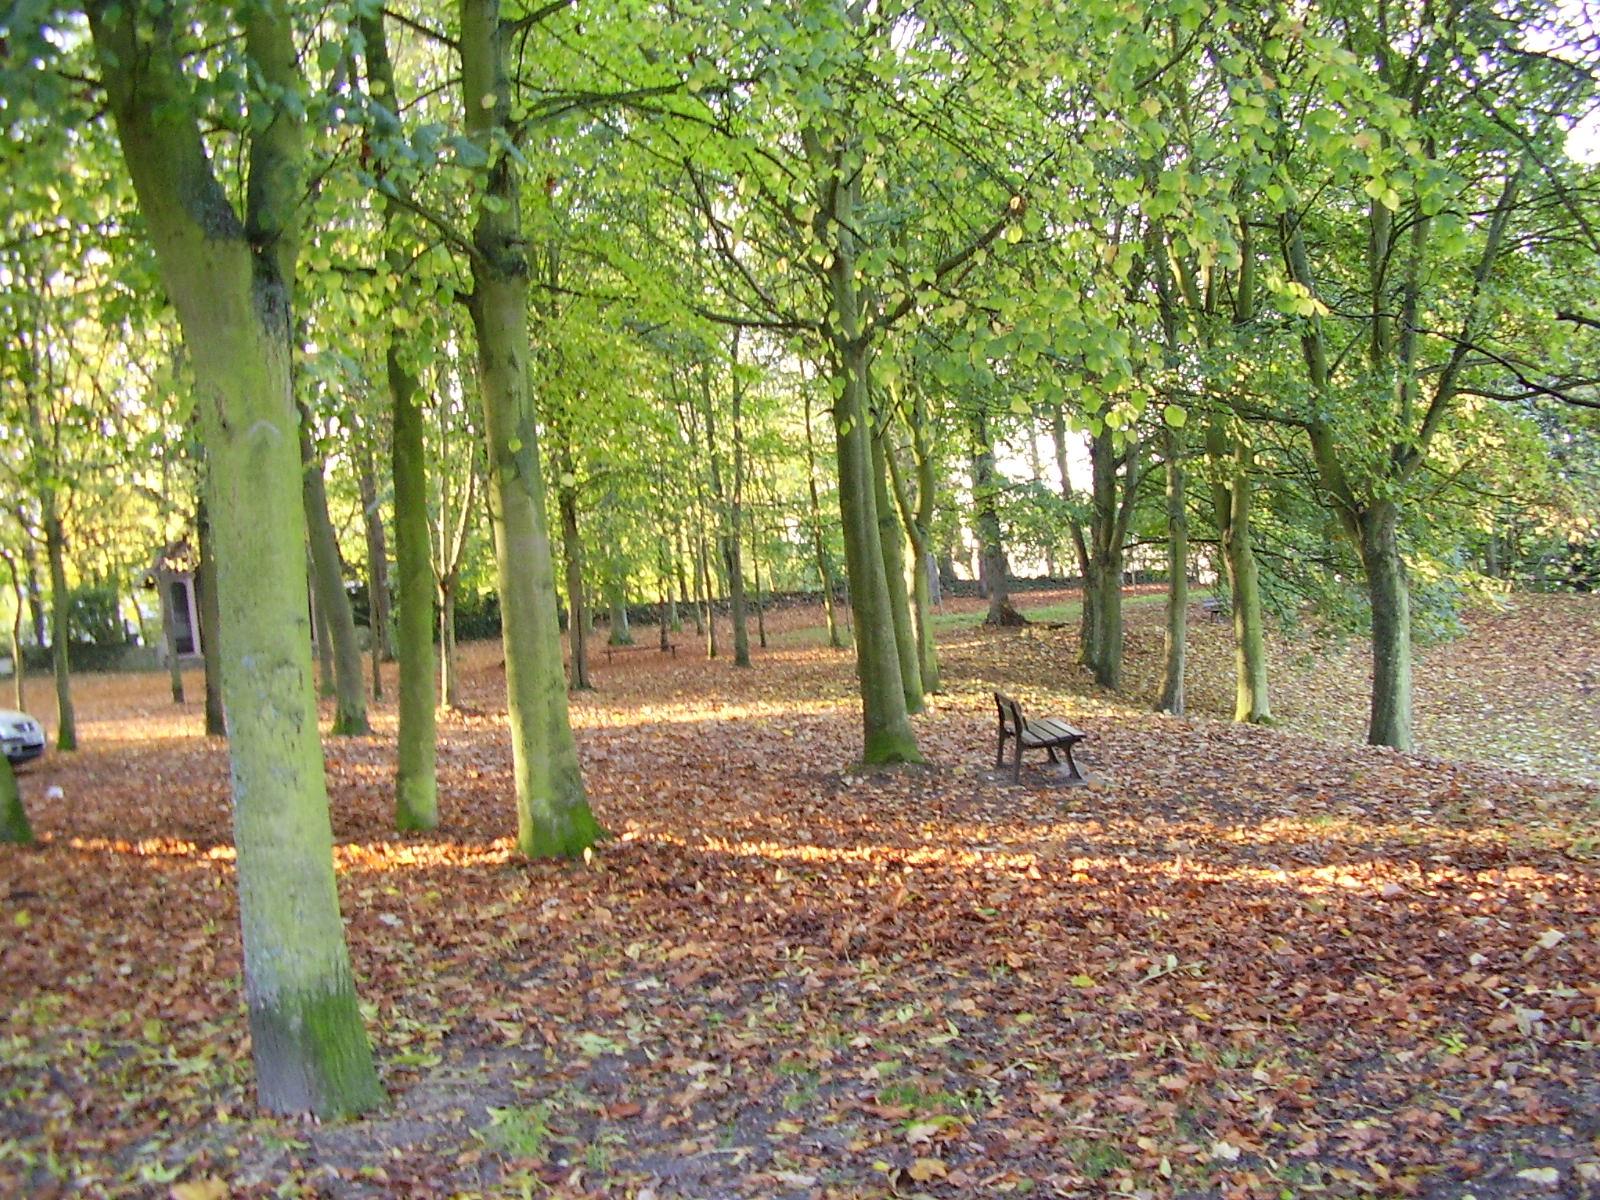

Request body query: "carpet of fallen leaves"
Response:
[2, 592, 1597, 1200]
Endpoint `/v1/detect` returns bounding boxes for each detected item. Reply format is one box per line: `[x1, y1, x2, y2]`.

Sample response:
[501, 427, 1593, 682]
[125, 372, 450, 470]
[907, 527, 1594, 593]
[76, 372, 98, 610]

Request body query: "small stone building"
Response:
[144, 542, 203, 665]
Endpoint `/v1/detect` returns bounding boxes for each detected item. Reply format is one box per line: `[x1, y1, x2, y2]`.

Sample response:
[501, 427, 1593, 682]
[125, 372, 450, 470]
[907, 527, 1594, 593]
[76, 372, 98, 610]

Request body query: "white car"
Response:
[1, 710, 46, 766]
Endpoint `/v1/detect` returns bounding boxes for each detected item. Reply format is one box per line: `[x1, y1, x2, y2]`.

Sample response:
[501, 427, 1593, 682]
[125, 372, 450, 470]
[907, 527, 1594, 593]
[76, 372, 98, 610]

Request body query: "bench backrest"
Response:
[994, 691, 1025, 735]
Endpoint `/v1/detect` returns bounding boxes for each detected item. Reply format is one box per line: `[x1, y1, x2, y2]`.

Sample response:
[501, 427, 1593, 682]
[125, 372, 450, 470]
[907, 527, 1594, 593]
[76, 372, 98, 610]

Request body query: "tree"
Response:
[458, 0, 603, 856]
[83, 0, 381, 1116]
[0, 754, 31, 846]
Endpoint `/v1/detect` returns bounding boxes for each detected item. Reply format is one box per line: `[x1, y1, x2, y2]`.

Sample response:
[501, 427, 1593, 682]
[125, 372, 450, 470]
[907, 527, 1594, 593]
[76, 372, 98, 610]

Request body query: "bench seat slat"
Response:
[1022, 718, 1084, 745]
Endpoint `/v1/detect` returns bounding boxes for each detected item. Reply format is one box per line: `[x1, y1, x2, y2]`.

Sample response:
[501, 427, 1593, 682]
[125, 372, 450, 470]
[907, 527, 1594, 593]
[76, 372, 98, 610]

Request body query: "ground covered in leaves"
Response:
[3, 592, 1597, 1199]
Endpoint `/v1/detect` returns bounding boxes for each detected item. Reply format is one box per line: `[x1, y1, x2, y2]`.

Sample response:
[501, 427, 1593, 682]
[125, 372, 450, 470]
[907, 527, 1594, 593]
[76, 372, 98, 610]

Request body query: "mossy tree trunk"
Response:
[0, 754, 31, 846]
[88, 0, 380, 1117]
[389, 348, 438, 828]
[299, 404, 369, 735]
[360, 6, 436, 828]
[461, 0, 601, 857]
[804, 114, 921, 763]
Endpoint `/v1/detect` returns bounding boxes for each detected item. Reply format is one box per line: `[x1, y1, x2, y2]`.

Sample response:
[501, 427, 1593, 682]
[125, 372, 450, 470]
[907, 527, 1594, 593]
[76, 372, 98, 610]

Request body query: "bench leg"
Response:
[1012, 738, 1023, 785]
[1062, 741, 1085, 783]
[995, 733, 1006, 769]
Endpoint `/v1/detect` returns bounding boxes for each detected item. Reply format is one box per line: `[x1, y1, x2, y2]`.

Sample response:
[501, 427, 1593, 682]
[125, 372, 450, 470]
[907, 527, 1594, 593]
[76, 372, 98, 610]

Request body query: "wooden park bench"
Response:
[1201, 596, 1230, 622]
[993, 692, 1087, 785]
[603, 641, 678, 664]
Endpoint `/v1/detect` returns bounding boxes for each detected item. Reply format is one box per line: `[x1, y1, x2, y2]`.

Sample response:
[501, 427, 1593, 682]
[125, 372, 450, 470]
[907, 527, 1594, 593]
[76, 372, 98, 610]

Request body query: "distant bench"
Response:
[993, 691, 1086, 785]
[1202, 596, 1230, 622]
[603, 642, 678, 664]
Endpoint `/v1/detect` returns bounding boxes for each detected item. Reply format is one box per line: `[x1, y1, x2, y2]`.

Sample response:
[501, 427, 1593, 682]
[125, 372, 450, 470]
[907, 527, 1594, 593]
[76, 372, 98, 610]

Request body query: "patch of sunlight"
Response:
[334, 838, 518, 873]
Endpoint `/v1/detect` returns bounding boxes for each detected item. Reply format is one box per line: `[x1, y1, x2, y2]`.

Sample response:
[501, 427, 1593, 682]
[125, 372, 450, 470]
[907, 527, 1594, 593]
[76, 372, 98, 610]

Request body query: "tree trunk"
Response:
[607, 583, 633, 645]
[970, 408, 1013, 626]
[388, 341, 438, 830]
[831, 345, 920, 762]
[873, 427, 923, 709]
[671, 525, 690, 633]
[1081, 425, 1126, 689]
[44, 507, 76, 751]
[6, 556, 26, 712]
[558, 473, 591, 690]
[705, 355, 750, 667]
[462, 0, 601, 858]
[357, 457, 393, 664]
[299, 405, 369, 735]
[23, 543, 46, 651]
[438, 580, 460, 709]
[804, 394, 843, 649]
[0, 754, 31, 846]
[312, 569, 335, 697]
[91, 0, 383, 1117]
[158, 568, 186, 704]
[678, 524, 702, 637]
[1207, 426, 1271, 723]
[1156, 425, 1187, 715]
[749, 502, 768, 651]
[196, 498, 227, 736]
[1050, 402, 1091, 584]
[1359, 502, 1414, 750]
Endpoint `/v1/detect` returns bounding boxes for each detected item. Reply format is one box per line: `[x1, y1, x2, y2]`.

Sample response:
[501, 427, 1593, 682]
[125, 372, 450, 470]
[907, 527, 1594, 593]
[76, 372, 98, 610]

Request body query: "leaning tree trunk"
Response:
[1156, 425, 1187, 715]
[43, 506, 76, 751]
[299, 405, 369, 735]
[89, 0, 382, 1117]
[0, 753, 30, 845]
[461, 0, 602, 858]
[196, 497, 227, 736]
[1359, 501, 1414, 750]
